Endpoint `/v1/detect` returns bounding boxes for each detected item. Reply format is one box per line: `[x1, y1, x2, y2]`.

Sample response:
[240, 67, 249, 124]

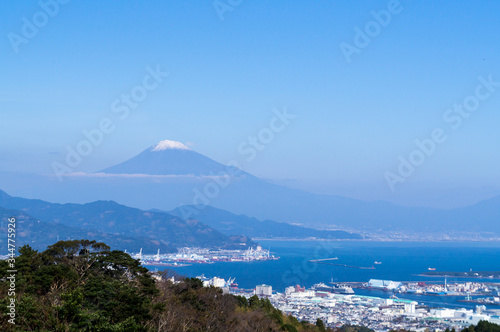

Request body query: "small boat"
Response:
[374, 261, 382, 265]
[428, 267, 436, 271]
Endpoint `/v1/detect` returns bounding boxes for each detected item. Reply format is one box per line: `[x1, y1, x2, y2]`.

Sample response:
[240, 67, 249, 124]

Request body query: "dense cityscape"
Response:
[186, 274, 500, 331]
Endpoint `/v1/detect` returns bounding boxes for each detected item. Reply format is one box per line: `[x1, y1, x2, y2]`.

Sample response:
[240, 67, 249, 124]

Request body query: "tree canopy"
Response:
[0, 239, 332, 331]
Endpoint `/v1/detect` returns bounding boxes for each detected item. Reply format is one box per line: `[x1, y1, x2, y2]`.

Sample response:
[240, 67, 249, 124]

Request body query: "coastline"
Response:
[254, 237, 500, 243]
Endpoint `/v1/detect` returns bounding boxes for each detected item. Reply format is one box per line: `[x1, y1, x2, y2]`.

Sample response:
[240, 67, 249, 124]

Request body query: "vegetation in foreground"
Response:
[1, 239, 499, 331]
[0, 239, 332, 331]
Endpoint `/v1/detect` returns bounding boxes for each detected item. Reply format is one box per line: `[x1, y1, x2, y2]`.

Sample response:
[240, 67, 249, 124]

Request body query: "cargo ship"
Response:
[313, 280, 355, 294]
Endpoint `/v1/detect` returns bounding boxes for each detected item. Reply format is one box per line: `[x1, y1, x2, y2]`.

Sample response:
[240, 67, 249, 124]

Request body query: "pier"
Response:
[308, 259, 375, 270]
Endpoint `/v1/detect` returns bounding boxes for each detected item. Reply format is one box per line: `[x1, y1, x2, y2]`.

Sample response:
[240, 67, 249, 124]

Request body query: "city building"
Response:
[256, 284, 273, 296]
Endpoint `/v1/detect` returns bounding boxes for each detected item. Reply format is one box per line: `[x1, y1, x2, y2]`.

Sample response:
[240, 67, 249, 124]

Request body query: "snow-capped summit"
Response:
[151, 140, 190, 151]
[99, 139, 243, 176]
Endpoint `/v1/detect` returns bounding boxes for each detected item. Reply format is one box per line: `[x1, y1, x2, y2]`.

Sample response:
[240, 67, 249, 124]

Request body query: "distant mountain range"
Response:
[0, 206, 172, 254]
[0, 190, 255, 254]
[167, 205, 362, 239]
[1, 139, 499, 235]
[0, 188, 361, 255]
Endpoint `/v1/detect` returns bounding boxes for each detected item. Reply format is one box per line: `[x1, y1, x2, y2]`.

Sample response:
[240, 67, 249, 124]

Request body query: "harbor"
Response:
[165, 273, 500, 331]
[134, 245, 279, 266]
[336, 279, 500, 309]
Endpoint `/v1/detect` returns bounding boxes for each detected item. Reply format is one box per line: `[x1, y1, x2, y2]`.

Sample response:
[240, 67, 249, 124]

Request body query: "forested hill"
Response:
[0, 239, 332, 331]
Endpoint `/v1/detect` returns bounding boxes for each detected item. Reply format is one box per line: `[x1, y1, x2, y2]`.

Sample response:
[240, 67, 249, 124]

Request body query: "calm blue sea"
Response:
[155, 241, 500, 309]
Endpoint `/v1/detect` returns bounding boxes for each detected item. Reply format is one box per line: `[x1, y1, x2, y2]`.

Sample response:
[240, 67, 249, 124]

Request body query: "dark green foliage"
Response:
[1, 239, 341, 331]
[463, 321, 500, 332]
[235, 294, 249, 307]
[284, 323, 299, 332]
[184, 277, 204, 290]
[0, 240, 154, 331]
[317, 318, 327, 331]
[249, 294, 260, 308]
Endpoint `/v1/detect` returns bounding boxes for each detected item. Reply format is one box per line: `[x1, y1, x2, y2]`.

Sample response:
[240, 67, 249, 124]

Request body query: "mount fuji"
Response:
[1, 139, 499, 235]
[99, 140, 239, 176]
[95, 140, 500, 234]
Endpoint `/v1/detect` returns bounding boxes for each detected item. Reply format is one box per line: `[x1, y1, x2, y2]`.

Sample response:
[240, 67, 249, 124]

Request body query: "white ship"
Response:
[316, 279, 355, 294]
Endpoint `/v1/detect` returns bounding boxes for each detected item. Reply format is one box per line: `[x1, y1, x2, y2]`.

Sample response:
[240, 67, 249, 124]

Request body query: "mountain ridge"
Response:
[0, 205, 176, 254]
[167, 204, 363, 239]
[0, 189, 254, 253]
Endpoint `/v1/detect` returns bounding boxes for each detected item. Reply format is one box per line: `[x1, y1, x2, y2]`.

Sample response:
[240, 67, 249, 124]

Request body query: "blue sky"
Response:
[1, 1, 499, 207]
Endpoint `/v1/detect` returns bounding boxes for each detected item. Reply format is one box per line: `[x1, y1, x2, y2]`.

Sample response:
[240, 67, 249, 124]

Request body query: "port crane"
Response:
[134, 248, 143, 260]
